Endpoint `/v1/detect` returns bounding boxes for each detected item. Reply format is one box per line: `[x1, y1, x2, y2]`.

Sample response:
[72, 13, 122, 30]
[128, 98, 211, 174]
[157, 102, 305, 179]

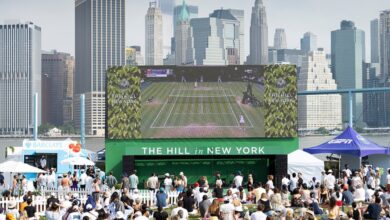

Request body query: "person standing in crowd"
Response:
[23, 198, 37, 219]
[215, 172, 223, 187]
[387, 169, 390, 189]
[146, 173, 159, 192]
[320, 170, 326, 186]
[79, 169, 87, 190]
[266, 175, 274, 190]
[281, 175, 289, 189]
[121, 174, 130, 191]
[130, 170, 139, 192]
[106, 171, 118, 190]
[233, 171, 243, 188]
[253, 182, 266, 204]
[179, 172, 187, 188]
[324, 169, 336, 191]
[163, 173, 172, 192]
[220, 199, 235, 220]
[343, 164, 352, 178]
[39, 155, 47, 170]
[289, 173, 298, 192]
[108, 192, 125, 219]
[70, 171, 78, 190]
[183, 190, 196, 214]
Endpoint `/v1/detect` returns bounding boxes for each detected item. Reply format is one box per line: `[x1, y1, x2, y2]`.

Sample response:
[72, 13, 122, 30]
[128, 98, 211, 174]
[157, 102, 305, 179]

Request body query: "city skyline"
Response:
[0, 0, 389, 61]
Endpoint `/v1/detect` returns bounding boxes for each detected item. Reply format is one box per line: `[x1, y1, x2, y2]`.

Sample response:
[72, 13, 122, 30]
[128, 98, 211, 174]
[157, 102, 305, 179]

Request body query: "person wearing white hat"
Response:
[179, 172, 187, 188]
[324, 169, 336, 191]
[163, 173, 172, 193]
[6, 200, 19, 219]
[81, 203, 98, 220]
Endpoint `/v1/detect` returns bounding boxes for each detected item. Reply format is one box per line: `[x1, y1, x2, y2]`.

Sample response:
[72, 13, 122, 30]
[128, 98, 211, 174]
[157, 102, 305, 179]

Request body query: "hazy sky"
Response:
[1, 0, 389, 61]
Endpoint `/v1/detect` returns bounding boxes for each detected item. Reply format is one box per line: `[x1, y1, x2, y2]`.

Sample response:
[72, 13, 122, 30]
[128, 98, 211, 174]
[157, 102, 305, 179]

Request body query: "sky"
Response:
[0, 0, 389, 62]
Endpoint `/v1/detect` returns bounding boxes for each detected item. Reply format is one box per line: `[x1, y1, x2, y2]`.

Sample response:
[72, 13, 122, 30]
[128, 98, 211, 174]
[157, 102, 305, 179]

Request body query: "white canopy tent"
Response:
[288, 150, 324, 184]
[0, 160, 46, 173]
[61, 156, 95, 166]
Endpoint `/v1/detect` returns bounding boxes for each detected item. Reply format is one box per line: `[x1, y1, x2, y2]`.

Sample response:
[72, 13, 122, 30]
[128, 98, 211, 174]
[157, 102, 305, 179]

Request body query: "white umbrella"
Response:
[0, 160, 46, 173]
[61, 156, 95, 166]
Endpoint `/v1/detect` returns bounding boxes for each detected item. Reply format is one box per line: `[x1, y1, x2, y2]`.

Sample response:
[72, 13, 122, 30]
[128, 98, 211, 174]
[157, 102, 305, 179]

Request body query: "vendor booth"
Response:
[22, 139, 95, 179]
[288, 150, 324, 184]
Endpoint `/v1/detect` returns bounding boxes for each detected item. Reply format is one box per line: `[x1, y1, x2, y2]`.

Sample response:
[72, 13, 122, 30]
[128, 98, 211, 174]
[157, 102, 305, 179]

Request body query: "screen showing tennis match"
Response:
[106, 65, 297, 139]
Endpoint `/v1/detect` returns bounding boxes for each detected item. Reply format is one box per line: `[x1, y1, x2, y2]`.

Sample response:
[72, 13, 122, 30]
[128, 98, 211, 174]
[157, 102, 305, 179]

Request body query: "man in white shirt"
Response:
[219, 200, 235, 220]
[343, 164, 352, 178]
[79, 170, 88, 190]
[47, 168, 56, 189]
[163, 173, 172, 192]
[146, 173, 159, 192]
[251, 204, 267, 220]
[281, 175, 290, 188]
[171, 201, 189, 220]
[289, 173, 298, 191]
[233, 171, 243, 188]
[324, 169, 336, 190]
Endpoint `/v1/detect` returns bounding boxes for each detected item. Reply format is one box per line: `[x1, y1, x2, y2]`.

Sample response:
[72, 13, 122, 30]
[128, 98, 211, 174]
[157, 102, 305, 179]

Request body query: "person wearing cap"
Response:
[129, 170, 139, 192]
[156, 187, 168, 208]
[81, 203, 98, 220]
[163, 173, 172, 193]
[324, 169, 336, 191]
[5, 200, 19, 220]
[114, 211, 125, 220]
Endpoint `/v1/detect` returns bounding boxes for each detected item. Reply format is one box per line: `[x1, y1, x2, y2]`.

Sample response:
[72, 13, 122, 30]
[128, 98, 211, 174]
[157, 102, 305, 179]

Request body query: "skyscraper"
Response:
[379, 10, 390, 126]
[0, 22, 41, 135]
[42, 51, 74, 126]
[300, 32, 317, 54]
[158, 0, 176, 56]
[298, 50, 342, 130]
[331, 20, 365, 126]
[190, 17, 225, 65]
[274, 28, 287, 49]
[380, 10, 390, 78]
[210, 9, 241, 65]
[175, 0, 194, 65]
[125, 46, 144, 66]
[248, 0, 268, 64]
[172, 3, 198, 53]
[75, 0, 125, 136]
[371, 19, 380, 64]
[145, 2, 163, 65]
[225, 9, 245, 64]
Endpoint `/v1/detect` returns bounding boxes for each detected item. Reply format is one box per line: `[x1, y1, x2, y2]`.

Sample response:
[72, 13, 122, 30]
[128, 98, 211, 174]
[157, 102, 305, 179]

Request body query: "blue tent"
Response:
[303, 126, 388, 157]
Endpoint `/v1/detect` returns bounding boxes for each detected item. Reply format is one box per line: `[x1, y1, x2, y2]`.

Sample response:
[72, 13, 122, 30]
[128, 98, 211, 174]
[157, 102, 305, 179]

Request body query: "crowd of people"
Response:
[0, 164, 390, 220]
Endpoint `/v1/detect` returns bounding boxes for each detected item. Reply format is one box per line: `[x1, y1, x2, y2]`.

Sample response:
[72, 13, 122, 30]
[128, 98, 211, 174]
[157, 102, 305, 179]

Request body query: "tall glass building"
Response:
[145, 2, 163, 66]
[75, 0, 125, 136]
[300, 32, 317, 54]
[248, 0, 268, 64]
[273, 28, 287, 49]
[0, 22, 41, 135]
[331, 20, 365, 126]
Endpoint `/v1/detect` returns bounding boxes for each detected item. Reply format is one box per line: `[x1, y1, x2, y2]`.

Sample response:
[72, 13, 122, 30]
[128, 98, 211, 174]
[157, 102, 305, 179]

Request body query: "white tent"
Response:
[288, 150, 324, 184]
[0, 160, 46, 173]
[61, 156, 95, 166]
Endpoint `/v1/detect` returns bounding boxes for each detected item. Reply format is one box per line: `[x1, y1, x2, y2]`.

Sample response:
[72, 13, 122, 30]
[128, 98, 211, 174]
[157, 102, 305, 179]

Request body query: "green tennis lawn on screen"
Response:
[140, 82, 265, 138]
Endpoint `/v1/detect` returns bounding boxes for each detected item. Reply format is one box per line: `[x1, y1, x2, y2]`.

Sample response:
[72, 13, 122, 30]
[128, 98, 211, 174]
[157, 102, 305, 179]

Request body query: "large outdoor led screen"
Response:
[106, 65, 297, 139]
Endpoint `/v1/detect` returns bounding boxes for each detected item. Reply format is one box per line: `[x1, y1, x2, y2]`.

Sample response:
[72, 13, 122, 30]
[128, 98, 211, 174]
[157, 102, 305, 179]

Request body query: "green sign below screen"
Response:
[106, 138, 298, 156]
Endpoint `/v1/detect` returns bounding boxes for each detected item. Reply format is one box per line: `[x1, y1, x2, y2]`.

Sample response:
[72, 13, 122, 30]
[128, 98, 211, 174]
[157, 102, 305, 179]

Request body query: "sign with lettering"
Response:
[106, 138, 298, 156]
[328, 139, 353, 144]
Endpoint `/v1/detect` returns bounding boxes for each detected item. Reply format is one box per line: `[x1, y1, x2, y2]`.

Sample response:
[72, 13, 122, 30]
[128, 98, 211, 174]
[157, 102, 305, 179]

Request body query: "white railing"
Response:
[0, 189, 180, 215]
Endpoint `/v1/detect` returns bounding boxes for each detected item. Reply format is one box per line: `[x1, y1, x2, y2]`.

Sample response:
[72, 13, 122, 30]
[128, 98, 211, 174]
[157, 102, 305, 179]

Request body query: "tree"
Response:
[317, 127, 329, 135]
[38, 123, 54, 134]
[59, 122, 76, 135]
